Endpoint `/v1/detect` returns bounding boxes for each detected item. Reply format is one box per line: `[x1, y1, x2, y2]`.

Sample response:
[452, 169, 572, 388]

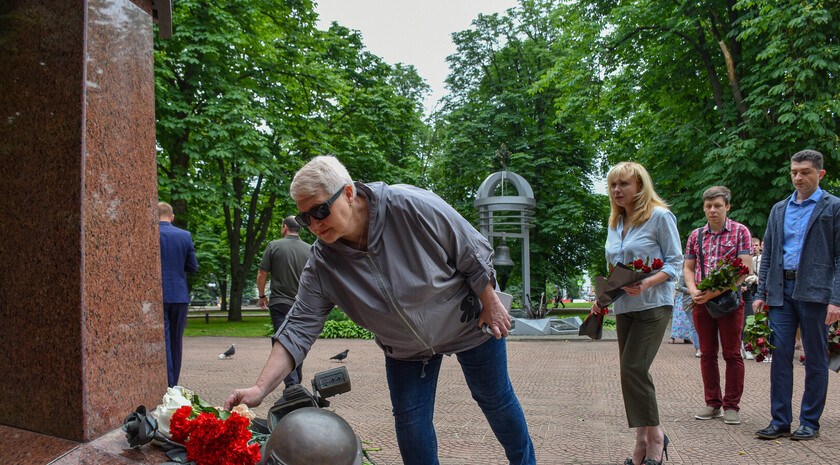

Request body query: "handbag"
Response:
[698, 228, 741, 319]
[578, 312, 604, 340]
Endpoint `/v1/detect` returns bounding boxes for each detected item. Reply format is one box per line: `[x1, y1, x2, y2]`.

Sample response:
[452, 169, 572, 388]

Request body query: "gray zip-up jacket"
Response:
[274, 181, 495, 363]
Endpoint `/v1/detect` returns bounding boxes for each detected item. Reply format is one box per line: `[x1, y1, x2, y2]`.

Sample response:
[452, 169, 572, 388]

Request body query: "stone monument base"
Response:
[0, 424, 167, 465]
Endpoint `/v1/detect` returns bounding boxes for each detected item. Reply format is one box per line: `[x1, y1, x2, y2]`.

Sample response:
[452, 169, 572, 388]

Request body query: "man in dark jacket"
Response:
[754, 149, 840, 441]
[159, 201, 198, 387]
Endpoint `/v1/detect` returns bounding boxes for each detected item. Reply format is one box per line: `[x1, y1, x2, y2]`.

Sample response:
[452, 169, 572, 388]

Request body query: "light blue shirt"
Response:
[605, 206, 684, 314]
[783, 187, 823, 269]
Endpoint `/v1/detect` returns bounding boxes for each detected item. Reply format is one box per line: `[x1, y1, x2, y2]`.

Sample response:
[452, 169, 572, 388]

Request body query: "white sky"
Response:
[315, 0, 520, 114]
[314, 1, 608, 195]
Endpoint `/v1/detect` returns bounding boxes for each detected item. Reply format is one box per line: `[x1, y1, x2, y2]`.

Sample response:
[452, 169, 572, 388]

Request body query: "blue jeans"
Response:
[385, 337, 535, 465]
[769, 279, 829, 429]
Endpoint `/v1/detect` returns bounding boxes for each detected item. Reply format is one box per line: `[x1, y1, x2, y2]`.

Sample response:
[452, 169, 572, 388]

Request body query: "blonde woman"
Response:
[592, 162, 683, 465]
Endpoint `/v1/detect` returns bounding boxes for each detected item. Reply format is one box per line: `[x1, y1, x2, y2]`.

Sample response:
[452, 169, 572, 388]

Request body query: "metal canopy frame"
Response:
[474, 171, 535, 305]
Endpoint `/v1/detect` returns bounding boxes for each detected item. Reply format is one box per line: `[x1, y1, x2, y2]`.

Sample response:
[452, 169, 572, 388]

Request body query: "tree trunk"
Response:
[227, 266, 244, 322]
[718, 39, 748, 118]
[218, 278, 228, 313]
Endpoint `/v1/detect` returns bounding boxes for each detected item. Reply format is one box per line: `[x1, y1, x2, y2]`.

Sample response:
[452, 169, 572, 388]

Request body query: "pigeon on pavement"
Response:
[218, 344, 236, 359]
[330, 349, 349, 362]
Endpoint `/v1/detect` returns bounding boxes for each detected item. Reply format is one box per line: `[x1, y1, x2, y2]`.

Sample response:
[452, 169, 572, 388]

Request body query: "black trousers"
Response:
[269, 302, 303, 386]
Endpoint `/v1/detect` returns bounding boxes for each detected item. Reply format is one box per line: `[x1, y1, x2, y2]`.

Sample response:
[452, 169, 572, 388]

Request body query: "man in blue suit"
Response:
[754, 150, 840, 441]
[159, 201, 198, 387]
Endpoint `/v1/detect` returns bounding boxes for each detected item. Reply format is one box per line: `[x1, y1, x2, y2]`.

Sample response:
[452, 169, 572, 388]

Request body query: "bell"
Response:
[493, 239, 514, 269]
[493, 235, 515, 291]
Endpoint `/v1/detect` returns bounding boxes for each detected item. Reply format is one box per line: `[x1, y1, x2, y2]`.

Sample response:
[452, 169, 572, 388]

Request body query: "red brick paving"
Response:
[180, 333, 840, 464]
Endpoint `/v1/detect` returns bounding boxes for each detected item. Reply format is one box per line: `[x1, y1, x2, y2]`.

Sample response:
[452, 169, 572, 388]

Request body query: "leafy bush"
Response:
[328, 307, 350, 321]
[262, 307, 351, 337]
[320, 320, 374, 339]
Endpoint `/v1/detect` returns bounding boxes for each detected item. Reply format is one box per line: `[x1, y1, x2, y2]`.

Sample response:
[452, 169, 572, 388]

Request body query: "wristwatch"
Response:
[259, 295, 266, 299]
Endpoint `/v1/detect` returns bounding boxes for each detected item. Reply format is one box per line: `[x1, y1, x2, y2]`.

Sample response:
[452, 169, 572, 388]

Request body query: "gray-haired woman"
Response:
[225, 155, 535, 465]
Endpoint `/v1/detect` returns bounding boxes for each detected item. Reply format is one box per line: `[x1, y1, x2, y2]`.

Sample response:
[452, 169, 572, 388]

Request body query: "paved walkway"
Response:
[180, 333, 840, 465]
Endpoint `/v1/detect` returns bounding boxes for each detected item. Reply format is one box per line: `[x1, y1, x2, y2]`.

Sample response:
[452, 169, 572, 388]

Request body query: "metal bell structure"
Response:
[475, 170, 535, 303]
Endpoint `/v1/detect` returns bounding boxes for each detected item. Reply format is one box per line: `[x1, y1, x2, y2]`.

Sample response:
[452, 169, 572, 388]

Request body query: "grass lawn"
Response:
[184, 316, 271, 338]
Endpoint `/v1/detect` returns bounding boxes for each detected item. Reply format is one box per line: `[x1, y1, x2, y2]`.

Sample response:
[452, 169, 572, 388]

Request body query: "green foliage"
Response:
[696, 258, 749, 292]
[743, 311, 774, 360]
[155, 0, 429, 321]
[539, 0, 840, 240]
[327, 307, 350, 321]
[320, 320, 375, 339]
[431, 1, 608, 301]
[264, 308, 352, 336]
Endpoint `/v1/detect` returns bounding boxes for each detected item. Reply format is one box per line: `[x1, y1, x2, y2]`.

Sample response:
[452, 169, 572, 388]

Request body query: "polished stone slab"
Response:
[0, 424, 168, 465]
[0, 0, 164, 443]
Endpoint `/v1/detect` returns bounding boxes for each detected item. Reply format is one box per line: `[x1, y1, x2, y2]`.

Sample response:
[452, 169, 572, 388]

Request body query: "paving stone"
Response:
[179, 333, 840, 464]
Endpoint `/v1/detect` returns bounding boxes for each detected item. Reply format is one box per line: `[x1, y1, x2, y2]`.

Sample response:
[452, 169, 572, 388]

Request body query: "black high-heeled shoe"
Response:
[642, 434, 669, 465]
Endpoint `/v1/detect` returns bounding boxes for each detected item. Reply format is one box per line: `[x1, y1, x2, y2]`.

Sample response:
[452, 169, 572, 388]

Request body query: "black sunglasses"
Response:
[295, 186, 345, 227]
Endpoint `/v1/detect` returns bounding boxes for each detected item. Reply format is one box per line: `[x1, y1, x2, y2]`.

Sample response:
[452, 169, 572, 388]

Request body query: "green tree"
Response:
[315, 24, 430, 185]
[541, 0, 840, 239]
[155, 1, 430, 320]
[155, 0, 325, 320]
[432, 0, 607, 304]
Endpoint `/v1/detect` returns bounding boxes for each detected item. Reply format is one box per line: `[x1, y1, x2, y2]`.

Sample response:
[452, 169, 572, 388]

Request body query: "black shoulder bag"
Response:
[698, 228, 741, 319]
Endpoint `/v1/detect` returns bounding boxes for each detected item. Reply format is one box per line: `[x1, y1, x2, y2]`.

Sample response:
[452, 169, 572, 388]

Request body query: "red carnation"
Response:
[756, 337, 765, 346]
[642, 266, 652, 273]
[732, 258, 743, 267]
[633, 259, 644, 269]
[651, 258, 664, 270]
[169, 405, 194, 444]
[833, 343, 840, 352]
[169, 409, 260, 465]
[744, 343, 753, 352]
[761, 347, 770, 356]
[755, 354, 765, 362]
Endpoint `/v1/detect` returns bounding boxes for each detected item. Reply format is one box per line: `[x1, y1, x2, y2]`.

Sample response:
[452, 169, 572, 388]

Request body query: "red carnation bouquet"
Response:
[122, 387, 265, 465]
[170, 405, 261, 465]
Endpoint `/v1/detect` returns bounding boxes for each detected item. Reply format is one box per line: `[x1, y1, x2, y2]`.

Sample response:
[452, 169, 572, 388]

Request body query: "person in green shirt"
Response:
[257, 215, 311, 386]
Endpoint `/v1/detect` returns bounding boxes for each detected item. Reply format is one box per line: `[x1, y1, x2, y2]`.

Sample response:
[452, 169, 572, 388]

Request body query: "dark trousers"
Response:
[693, 301, 745, 411]
[164, 302, 189, 387]
[769, 279, 829, 429]
[616, 306, 671, 427]
[741, 289, 755, 340]
[269, 302, 303, 386]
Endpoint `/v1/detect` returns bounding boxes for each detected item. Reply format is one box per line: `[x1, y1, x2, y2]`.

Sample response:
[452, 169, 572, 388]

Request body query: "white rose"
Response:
[151, 386, 192, 437]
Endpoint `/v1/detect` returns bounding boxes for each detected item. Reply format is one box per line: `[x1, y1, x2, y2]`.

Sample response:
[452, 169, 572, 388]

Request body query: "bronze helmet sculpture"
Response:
[258, 407, 362, 465]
